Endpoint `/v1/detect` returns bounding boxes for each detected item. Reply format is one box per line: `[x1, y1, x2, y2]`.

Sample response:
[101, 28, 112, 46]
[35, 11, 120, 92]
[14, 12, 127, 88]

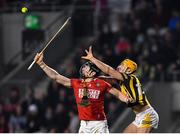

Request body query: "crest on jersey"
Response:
[96, 83, 100, 87]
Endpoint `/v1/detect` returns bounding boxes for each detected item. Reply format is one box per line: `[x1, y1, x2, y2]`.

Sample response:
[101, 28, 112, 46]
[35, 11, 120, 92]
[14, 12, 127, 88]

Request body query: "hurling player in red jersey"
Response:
[34, 53, 130, 133]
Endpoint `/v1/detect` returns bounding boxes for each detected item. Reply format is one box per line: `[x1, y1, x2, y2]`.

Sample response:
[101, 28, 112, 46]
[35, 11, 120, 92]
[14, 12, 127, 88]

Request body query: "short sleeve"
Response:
[104, 81, 112, 92]
[71, 79, 78, 89]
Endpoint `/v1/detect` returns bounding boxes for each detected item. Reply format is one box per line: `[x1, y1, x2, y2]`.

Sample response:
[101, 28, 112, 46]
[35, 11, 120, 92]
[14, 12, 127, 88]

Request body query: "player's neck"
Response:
[83, 77, 94, 82]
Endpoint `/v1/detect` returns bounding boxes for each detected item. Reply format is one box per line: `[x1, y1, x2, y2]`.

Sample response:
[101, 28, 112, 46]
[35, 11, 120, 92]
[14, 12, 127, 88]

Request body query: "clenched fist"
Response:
[34, 53, 44, 65]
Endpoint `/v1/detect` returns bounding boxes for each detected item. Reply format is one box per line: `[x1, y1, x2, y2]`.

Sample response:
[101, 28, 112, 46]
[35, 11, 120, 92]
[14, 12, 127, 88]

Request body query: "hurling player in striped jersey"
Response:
[82, 46, 159, 133]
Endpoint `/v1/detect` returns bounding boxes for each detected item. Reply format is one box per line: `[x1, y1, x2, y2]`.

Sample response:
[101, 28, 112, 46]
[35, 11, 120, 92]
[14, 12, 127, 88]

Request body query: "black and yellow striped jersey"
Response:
[119, 73, 150, 107]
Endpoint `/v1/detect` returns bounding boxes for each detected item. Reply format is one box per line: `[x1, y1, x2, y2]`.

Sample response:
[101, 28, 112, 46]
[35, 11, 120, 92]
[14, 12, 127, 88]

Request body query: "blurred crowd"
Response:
[98, 1, 180, 82]
[0, 0, 180, 133]
[73, 0, 180, 81]
[0, 84, 78, 133]
[0, 0, 73, 11]
[0, 1, 179, 81]
[0, 80, 123, 132]
[0, 0, 73, 6]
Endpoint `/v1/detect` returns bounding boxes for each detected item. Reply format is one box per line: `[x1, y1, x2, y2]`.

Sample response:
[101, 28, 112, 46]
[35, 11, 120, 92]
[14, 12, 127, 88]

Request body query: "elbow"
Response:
[59, 82, 70, 88]
[64, 83, 70, 87]
[52, 75, 58, 82]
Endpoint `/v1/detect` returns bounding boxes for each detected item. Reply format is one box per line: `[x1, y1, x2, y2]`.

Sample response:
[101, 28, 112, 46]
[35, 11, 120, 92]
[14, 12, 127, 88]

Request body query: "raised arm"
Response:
[82, 46, 124, 81]
[34, 53, 71, 87]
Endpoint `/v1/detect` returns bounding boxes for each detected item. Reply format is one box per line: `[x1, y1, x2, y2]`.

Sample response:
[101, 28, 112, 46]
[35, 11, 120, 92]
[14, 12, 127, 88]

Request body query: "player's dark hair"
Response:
[79, 61, 100, 78]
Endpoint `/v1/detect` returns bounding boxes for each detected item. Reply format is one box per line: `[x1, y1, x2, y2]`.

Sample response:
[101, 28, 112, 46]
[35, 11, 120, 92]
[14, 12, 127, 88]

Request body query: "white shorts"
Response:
[133, 107, 159, 129]
[79, 120, 109, 133]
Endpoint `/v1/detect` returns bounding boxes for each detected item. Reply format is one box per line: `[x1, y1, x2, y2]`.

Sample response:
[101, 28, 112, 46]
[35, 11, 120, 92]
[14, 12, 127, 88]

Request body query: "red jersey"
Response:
[71, 78, 112, 121]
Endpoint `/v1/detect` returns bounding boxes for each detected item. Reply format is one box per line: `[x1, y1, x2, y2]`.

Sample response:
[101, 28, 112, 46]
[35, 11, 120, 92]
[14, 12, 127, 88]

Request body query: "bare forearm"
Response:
[39, 62, 71, 87]
[118, 92, 129, 103]
[90, 57, 123, 80]
[109, 88, 129, 103]
[90, 57, 113, 74]
[39, 62, 58, 79]
[109, 88, 128, 103]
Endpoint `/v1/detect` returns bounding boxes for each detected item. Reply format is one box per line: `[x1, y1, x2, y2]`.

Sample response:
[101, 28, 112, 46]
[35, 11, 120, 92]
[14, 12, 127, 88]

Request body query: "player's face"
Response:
[81, 65, 96, 78]
[116, 63, 131, 74]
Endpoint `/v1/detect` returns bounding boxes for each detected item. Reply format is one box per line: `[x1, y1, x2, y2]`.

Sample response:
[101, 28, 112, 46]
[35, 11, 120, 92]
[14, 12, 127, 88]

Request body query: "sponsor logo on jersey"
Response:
[78, 89, 100, 99]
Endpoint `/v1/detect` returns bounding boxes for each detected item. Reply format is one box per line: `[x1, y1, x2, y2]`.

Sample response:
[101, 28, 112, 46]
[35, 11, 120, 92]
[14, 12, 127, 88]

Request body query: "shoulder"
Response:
[71, 78, 79, 82]
[131, 74, 141, 84]
[95, 78, 112, 87]
[123, 74, 141, 86]
[71, 78, 81, 86]
[130, 74, 140, 81]
[121, 74, 140, 83]
[94, 78, 106, 84]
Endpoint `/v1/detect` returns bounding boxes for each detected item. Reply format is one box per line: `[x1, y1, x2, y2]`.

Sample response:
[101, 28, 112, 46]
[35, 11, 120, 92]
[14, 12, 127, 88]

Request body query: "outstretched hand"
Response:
[81, 46, 94, 60]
